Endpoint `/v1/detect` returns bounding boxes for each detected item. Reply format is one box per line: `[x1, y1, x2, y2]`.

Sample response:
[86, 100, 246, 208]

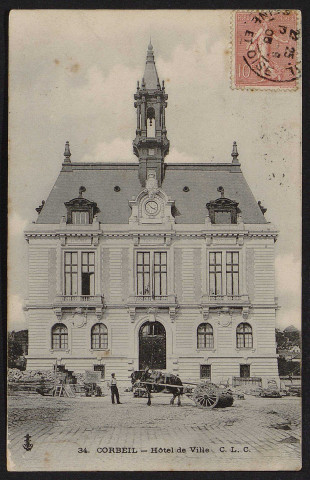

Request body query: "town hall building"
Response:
[24, 43, 279, 387]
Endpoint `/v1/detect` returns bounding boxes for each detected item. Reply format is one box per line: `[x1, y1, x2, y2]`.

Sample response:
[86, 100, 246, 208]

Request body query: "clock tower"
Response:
[133, 42, 170, 187]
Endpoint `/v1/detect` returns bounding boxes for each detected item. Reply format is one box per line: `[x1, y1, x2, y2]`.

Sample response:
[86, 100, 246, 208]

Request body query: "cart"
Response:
[134, 378, 234, 409]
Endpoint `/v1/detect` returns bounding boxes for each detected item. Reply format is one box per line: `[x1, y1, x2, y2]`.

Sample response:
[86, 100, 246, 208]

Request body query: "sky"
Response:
[8, 10, 301, 331]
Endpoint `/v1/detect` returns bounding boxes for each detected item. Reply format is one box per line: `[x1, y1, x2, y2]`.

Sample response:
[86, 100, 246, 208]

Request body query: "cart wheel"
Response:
[193, 383, 219, 408]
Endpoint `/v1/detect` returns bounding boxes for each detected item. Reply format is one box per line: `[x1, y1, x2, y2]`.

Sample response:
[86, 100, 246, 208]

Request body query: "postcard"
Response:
[8, 9, 301, 471]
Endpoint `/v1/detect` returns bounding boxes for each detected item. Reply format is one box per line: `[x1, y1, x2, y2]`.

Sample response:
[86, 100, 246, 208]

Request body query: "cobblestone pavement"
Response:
[7, 392, 301, 471]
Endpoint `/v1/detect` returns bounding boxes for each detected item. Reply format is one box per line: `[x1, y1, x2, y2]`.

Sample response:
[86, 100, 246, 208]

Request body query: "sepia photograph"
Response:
[8, 9, 301, 471]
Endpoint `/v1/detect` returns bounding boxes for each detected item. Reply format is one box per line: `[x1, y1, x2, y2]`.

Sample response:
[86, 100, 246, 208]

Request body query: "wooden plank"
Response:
[138, 381, 200, 388]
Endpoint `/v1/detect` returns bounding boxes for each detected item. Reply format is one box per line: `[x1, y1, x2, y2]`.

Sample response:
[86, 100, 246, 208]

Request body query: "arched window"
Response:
[91, 323, 108, 349]
[197, 323, 214, 349]
[236, 323, 253, 348]
[52, 323, 68, 349]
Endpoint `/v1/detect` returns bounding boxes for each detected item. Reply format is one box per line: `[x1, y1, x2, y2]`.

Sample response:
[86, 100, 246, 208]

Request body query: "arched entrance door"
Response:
[139, 321, 166, 370]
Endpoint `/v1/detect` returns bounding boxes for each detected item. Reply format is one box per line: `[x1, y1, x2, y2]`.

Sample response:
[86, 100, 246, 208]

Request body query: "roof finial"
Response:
[148, 36, 153, 51]
[64, 141, 71, 163]
[217, 186, 225, 198]
[79, 186, 86, 197]
[35, 200, 45, 214]
[231, 141, 239, 163]
[258, 201, 267, 215]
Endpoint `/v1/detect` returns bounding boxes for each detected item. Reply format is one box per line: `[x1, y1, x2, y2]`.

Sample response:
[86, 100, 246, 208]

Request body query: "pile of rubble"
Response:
[75, 372, 86, 385]
[8, 369, 55, 383]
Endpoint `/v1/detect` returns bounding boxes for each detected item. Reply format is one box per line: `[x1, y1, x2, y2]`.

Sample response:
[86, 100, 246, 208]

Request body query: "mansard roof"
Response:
[36, 161, 267, 225]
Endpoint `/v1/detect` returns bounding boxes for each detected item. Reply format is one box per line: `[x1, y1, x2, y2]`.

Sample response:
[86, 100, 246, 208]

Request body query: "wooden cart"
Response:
[135, 379, 234, 409]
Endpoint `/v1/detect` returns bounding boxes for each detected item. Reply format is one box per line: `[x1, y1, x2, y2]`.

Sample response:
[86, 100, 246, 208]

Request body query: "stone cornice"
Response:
[177, 354, 278, 359]
[25, 301, 278, 309]
[24, 230, 278, 241]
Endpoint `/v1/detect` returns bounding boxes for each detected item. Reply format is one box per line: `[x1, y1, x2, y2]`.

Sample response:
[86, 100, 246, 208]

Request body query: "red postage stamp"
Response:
[233, 10, 301, 89]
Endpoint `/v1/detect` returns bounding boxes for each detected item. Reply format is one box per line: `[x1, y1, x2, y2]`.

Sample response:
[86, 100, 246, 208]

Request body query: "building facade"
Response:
[24, 43, 279, 387]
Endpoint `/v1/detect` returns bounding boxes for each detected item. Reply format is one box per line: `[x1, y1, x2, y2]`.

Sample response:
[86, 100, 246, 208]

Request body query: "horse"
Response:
[131, 369, 183, 406]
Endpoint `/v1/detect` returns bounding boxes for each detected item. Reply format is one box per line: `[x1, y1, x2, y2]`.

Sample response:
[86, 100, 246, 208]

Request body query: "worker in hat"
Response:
[109, 373, 122, 404]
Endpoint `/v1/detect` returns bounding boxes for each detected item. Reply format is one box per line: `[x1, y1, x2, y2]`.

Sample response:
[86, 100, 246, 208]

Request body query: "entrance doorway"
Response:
[139, 321, 166, 370]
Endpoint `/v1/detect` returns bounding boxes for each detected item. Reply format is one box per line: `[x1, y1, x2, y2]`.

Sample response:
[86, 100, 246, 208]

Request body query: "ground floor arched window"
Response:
[236, 322, 253, 348]
[197, 323, 214, 349]
[91, 323, 108, 349]
[52, 323, 68, 349]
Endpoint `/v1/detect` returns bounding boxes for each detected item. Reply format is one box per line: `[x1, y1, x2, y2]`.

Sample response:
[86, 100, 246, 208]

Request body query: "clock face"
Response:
[145, 200, 159, 215]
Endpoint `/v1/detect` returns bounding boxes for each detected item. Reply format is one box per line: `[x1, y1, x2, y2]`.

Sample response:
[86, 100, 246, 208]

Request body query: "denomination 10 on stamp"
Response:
[233, 10, 301, 89]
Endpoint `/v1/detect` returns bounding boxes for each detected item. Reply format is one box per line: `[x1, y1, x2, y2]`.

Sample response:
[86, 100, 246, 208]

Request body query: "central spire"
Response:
[142, 41, 160, 90]
[133, 42, 169, 187]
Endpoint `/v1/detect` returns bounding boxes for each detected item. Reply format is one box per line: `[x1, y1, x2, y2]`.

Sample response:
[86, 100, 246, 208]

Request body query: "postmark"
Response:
[232, 10, 301, 89]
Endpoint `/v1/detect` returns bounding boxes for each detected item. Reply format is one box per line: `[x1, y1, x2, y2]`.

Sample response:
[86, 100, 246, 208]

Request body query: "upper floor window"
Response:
[81, 252, 95, 295]
[209, 252, 222, 296]
[226, 252, 239, 296]
[64, 251, 95, 296]
[91, 323, 108, 349]
[137, 251, 167, 298]
[236, 322, 253, 348]
[209, 251, 239, 296]
[197, 323, 214, 349]
[52, 323, 68, 349]
[65, 252, 78, 295]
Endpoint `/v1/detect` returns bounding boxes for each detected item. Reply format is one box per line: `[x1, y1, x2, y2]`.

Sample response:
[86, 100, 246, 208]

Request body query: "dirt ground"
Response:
[8, 390, 301, 429]
[7, 392, 301, 471]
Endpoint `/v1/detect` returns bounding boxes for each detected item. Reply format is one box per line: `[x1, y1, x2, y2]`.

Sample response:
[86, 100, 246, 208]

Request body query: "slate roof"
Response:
[36, 162, 267, 224]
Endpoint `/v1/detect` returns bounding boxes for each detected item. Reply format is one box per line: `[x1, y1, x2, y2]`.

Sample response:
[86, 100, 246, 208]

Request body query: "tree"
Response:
[278, 357, 301, 376]
[286, 330, 301, 347]
[8, 332, 24, 369]
[275, 328, 288, 350]
[276, 327, 301, 351]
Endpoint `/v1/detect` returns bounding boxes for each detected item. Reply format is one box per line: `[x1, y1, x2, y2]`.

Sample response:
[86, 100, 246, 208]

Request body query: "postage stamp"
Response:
[232, 10, 301, 89]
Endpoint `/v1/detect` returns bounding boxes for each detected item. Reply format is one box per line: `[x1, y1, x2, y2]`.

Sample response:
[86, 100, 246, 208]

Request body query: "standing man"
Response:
[109, 373, 122, 404]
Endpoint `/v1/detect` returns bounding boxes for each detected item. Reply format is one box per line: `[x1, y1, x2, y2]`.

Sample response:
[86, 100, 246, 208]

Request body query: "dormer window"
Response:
[72, 211, 90, 225]
[206, 186, 239, 224]
[65, 186, 99, 225]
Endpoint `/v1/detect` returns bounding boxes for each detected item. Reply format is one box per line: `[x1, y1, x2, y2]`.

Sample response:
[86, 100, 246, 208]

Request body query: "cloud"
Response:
[276, 308, 301, 330]
[158, 34, 227, 88]
[8, 212, 28, 237]
[81, 137, 135, 163]
[275, 253, 301, 330]
[167, 148, 199, 163]
[275, 253, 301, 295]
